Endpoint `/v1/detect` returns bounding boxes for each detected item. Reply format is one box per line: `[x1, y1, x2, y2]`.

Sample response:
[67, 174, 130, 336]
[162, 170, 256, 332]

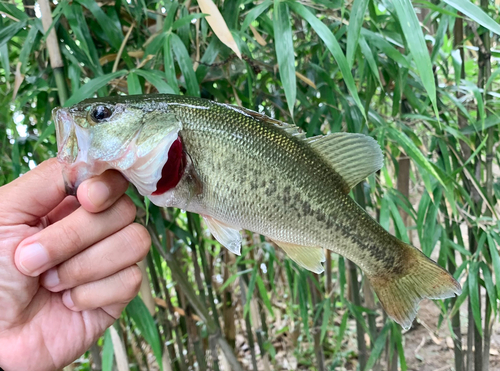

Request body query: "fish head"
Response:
[53, 97, 183, 196]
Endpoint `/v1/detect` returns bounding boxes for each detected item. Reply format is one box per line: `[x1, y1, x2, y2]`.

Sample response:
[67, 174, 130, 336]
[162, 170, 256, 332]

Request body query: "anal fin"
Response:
[203, 216, 242, 255]
[272, 240, 325, 274]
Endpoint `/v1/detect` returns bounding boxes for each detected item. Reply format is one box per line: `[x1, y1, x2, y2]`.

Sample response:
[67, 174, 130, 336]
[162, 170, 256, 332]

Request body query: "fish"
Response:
[53, 94, 462, 329]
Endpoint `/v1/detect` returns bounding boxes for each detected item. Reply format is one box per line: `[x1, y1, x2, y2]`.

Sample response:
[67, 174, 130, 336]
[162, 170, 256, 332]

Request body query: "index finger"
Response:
[0, 159, 66, 225]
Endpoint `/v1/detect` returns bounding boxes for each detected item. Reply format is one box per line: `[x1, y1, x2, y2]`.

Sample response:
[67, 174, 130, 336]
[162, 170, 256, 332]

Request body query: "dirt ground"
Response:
[403, 300, 500, 371]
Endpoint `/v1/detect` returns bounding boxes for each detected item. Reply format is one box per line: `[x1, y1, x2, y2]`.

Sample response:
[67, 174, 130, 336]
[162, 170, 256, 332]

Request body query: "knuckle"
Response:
[122, 265, 142, 300]
[123, 224, 151, 260]
[62, 254, 88, 284]
[112, 196, 136, 224]
[59, 222, 84, 254]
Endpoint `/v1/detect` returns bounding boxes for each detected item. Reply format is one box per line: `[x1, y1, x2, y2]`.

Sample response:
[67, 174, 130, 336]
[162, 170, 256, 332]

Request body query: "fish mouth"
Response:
[53, 107, 97, 195]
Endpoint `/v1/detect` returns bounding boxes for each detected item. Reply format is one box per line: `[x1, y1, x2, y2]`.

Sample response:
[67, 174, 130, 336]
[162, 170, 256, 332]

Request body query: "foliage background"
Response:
[1, 0, 500, 370]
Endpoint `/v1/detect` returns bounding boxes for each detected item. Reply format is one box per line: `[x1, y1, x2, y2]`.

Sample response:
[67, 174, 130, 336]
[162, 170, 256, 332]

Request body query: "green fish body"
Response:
[54, 94, 461, 329]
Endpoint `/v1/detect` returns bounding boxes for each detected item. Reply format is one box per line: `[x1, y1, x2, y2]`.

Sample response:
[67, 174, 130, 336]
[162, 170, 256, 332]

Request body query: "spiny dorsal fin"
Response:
[306, 132, 383, 191]
[272, 239, 325, 274]
[203, 216, 242, 255]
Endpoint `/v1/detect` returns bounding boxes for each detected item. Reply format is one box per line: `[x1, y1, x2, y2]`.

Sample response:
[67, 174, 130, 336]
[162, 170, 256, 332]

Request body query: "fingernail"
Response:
[43, 268, 60, 289]
[63, 290, 75, 310]
[88, 181, 110, 207]
[19, 243, 50, 274]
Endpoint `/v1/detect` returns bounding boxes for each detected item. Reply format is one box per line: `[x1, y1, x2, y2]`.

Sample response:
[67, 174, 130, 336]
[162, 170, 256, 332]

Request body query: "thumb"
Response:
[0, 158, 67, 225]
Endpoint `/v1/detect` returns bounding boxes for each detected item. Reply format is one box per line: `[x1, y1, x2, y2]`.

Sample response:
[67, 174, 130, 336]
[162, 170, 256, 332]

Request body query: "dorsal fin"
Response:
[306, 132, 383, 191]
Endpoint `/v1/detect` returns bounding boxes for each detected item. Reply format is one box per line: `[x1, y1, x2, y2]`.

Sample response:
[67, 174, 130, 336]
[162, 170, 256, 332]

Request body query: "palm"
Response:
[0, 221, 113, 370]
[0, 160, 148, 371]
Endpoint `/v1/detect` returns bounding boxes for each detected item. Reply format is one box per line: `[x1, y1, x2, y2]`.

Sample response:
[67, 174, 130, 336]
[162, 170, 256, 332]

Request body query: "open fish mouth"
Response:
[53, 103, 184, 197]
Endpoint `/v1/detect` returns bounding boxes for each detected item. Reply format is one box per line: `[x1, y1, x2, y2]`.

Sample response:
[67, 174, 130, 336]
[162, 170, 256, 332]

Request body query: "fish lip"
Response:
[53, 107, 80, 194]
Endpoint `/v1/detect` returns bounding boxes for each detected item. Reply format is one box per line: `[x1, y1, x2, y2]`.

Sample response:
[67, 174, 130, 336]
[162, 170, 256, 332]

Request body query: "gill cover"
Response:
[53, 101, 183, 196]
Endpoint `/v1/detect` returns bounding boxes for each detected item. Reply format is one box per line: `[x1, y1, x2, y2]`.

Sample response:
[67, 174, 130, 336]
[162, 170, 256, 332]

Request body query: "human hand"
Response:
[0, 159, 151, 371]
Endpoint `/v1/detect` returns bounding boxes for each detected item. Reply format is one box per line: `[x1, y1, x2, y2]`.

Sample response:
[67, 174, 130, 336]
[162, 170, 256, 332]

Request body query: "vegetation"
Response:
[1, 0, 499, 369]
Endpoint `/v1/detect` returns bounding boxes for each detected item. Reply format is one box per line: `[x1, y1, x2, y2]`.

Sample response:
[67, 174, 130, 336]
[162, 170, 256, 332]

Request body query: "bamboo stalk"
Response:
[147, 224, 245, 371]
[38, 0, 68, 105]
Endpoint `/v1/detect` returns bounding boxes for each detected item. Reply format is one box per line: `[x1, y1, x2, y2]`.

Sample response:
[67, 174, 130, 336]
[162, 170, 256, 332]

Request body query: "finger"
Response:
[62, 265, 142, 312]
[41, 223, 150, 292]
[15, 195, 136, 276]
[77, 170, 129, 214]
[0, 159, 66, 225]
[44, 196, 80, 225]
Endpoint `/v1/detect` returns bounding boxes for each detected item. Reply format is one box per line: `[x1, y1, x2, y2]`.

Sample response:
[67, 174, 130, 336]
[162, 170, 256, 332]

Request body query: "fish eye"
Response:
[90, 105, 112, 123]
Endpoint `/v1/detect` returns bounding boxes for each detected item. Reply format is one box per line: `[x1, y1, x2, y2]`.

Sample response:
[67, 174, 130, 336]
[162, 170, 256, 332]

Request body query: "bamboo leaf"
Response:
[75, 0, 124, 49]
[126, 296, 164, 371]
[0, 20, 27, 49]
[346, 0, 369, 68]
[274, 0, 296, 117]
[127, 72, 142, 95]
[468, 261, 483, 337]
[392, 0, 437, 114]
[363, 322, 390, 371]
[241, 0, 272, 31]
[64, 70, 127, 106]
[198, 0, 242, 58]
[441, 0, 500, 36]
[289, 2, 366, 119]
[102, 329, 114, 371]
[134, 69, 175, 94]
[487, 233, 500, 297]
[170, 33, 200, 97]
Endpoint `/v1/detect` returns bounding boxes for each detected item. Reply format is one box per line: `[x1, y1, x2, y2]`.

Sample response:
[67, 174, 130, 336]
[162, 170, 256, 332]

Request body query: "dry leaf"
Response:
[110, 326, 130, 371]
[250, 25, 267, 46]
[295, 71, 317, 89]
[13, 62, 24, 101]
[198, 0, 241, 59]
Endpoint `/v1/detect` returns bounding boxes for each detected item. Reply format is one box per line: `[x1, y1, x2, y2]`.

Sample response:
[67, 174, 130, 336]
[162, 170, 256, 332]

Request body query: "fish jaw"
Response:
[53, 105, 183, 197]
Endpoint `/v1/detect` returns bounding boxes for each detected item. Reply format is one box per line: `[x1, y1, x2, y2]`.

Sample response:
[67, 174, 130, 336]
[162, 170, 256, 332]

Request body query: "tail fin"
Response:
[368, 247, 462, 330]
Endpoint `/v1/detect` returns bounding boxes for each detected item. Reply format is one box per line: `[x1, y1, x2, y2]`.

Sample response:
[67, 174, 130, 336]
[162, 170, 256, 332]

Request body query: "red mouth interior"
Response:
[152, 138, 187, 195]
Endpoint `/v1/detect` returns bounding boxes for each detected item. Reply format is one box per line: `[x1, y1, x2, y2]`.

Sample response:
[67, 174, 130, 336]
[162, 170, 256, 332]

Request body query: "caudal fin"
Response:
[368, 247, 462, 330]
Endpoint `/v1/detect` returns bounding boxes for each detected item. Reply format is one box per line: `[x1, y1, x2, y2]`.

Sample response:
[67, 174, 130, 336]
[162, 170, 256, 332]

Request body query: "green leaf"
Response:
[274, 0, 296, 117]
[480, 262, 497, 316]
[468, 261, 483, 337]
[387, 128, 446, 188]
[346, 0, 369, 68]
[172, 13, 206, 31]
[487, 234, 500, 297]
[19, 24, 39, 74]
[241, 0, 272, 31]
[64, 70, 127, 106]
[126, 296, 163, 371]
[363, 322, 390, 371]
[441, 0, 500, 36]
[392, 0, 437, 115]
[361, 29, 409, 67]
[359, 36, 382, 88]
[170, 33, 200, 97]
[101, 329, 114, 371]
[134, 69, 175, 94]
[75, 0, 124, 49]
[219, 268, 252, 291]
[127, 72, 142, 95]
[290, 2, 366, 119]
[0, 20, 27, 49]
[164, 34, 180, 94]
[243, 266, 259, 319]
[256, 275, 274, 316]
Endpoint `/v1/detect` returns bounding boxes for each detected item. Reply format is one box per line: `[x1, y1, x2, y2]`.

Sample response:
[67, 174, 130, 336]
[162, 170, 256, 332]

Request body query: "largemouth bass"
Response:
[53, 94, 461, 329]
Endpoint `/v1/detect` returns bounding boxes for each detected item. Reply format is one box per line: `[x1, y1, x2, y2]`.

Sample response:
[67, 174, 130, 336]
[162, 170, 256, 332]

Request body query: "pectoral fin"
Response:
[203, 216, 242, 255]
[272, 240, 325, 274]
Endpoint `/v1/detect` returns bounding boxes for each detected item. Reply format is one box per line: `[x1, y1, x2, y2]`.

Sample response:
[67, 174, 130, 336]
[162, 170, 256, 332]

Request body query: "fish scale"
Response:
[54, 94, 462, 329]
